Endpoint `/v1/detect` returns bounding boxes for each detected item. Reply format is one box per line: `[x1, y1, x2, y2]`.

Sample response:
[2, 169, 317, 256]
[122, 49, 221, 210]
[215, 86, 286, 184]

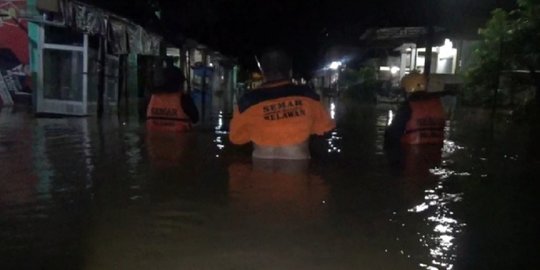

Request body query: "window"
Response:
[43, 49, 83, 101]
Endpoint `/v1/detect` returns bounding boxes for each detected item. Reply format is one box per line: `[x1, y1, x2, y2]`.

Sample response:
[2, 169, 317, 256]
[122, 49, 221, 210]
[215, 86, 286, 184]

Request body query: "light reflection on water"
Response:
[325, 101, 342, 154]
[405, 140, 467, 270]
[375, 110, 391, 155]
[213, 111, 227, 158]
[0, 105, 535, 269]
[442, 140, 465, 158]
[388, 110, 394, 126]
[124, 133, 142, 176]
[326, 130, 342, 154]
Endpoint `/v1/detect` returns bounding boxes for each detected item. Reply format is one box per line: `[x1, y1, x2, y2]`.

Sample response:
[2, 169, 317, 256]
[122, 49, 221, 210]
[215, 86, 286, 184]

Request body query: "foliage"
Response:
[465, 0, 540, 107]
[341, 67, 379, 103]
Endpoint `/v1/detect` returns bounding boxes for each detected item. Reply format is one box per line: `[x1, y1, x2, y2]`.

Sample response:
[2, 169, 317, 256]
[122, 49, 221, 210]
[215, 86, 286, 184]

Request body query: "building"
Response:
[1, 0, 238, 121]
[361, 27, 477, 92]
[313, 27, 479, 98]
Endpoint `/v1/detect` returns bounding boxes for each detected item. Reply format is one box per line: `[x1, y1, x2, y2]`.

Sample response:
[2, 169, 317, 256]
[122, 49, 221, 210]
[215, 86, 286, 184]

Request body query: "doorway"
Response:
[35, 25, 88, 116]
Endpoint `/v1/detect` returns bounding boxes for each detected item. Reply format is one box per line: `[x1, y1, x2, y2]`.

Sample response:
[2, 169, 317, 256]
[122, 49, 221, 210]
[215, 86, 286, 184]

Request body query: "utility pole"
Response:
[201, 50, 208, 122]
[423, 0, 435, 87]
[492, 38, 503, 116]
[424, 26, 434, 80]
[97, 37, 106, 118]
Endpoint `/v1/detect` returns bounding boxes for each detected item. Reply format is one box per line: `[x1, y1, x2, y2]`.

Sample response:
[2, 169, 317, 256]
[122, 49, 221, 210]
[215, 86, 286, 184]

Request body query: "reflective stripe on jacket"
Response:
[401, 96, 446, 145]
[146, 92, 191, 132]
[229, 81, 335, 147]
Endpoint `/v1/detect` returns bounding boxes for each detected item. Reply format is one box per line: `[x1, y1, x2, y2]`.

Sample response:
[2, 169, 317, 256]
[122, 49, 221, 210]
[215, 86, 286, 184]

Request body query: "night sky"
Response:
[90, 0, 517, 75]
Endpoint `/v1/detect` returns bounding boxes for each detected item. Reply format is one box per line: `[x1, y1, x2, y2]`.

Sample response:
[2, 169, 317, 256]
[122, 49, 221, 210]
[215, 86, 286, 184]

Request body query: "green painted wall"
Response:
[27, 0, 39, 109]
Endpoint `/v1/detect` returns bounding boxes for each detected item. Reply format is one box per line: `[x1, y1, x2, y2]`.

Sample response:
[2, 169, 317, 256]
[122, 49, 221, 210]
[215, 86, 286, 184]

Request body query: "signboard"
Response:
[375, 27, 428, 40]
[361, 27, 445, 41]
[0, 0, 31, 98]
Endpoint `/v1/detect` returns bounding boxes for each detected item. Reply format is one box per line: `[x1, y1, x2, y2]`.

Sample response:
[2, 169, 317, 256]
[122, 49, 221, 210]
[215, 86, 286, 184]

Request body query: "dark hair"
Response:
[259, 49, 292, 80]
[158, 65, 185, 93]
[165, 57, 175, 67]
[408, 91, 440, 101]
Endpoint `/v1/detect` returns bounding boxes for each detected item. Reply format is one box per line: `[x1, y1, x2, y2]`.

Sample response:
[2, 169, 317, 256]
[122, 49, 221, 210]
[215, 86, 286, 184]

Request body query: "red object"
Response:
[146, 92, 192, 132]
[401, 97, 446, 145]
[0, 1, 29, 65]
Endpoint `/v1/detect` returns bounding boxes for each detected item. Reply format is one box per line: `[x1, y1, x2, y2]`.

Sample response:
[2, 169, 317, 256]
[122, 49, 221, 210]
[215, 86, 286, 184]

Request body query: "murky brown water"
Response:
[0, 103, 538, 270]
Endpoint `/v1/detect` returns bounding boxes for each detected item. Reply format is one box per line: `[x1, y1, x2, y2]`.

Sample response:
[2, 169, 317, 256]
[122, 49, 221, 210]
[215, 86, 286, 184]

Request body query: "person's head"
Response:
[164, 57, 175, 68]
[161, 66, 185, 93]
[259, 49, 292, 82]
[401, 72, 427, 94]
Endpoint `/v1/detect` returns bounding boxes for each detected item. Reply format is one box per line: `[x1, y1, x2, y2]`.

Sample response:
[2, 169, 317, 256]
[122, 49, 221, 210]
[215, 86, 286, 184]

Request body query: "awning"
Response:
[34, 0, 163, 55]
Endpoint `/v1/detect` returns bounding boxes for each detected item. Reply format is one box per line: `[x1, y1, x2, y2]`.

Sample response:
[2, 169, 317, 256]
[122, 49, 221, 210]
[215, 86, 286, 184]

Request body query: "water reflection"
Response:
[324, 101, 342, 154]
[0, 112, 40, 205]
[123, 132, 142, 176]
[376, 110, 392, 155]
[214, 110, 227, 158]
[441, 140, 464, 158]
[0, 113, 96, 269]
[146, 129, 195, 169]
[0, 106, 535, 269]
[228, 159, 329, 224]
[388, 110, 394, 126]
[326, 130, 342, 154]
[411, 185, 465, 270]
[399, 140, 467, 270]
[32, 121, 54, 199]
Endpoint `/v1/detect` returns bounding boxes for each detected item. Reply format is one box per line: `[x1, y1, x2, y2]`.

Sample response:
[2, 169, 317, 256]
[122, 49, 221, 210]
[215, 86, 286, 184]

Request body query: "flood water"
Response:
[0, 102, 538, 270]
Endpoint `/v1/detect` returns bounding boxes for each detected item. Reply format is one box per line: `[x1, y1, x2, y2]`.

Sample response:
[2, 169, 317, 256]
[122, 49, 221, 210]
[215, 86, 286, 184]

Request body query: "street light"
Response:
[329, 61, 342, 70]
[326, 61, 343, 96]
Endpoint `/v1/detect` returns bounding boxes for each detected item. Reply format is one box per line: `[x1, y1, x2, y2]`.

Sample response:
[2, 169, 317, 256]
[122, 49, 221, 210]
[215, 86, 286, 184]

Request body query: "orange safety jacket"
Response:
[146, 92, 191, 132]
[401, 96, 446, 145]
[229, 81, 335, 146]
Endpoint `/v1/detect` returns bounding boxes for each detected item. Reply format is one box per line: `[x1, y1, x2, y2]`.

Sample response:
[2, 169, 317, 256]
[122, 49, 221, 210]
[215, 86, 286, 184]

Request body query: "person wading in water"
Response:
[229, 49, 335, 159]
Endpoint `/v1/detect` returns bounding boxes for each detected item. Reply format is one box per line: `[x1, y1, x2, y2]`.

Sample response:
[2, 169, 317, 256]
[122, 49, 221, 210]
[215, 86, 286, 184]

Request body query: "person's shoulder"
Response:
[292, 84, 320, 101]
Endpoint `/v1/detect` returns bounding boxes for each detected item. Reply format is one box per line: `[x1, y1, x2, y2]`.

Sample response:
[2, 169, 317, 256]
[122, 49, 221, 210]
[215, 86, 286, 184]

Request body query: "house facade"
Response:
[1, 0, 238, 120]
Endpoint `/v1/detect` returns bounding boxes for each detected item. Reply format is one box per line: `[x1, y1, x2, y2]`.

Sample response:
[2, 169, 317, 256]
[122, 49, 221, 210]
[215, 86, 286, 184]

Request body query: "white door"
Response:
[36, 25, 88, 116]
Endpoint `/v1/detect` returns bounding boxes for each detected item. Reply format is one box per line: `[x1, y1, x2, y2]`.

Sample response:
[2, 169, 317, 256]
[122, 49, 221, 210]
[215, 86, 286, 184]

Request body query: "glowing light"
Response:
[214, 111, 226, 155]
[326, 130, 342, 154]
[390, 66, 400, 75]
[387, 110, 394, 125]
[215, 111, 223, 130]
[438, 39, 455, 59]
[408, 202, 429, 213]
[330, 102, 336, 119]
[329, 61, 342, 70]
[403, 149, 468, 270]
[434, 224, 453, 234]
[379, 66, 390, 71]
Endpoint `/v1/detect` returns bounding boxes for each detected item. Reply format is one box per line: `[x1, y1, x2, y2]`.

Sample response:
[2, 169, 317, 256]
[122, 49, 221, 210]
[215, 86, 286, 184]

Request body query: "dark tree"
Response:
[467, 0, 540, 108]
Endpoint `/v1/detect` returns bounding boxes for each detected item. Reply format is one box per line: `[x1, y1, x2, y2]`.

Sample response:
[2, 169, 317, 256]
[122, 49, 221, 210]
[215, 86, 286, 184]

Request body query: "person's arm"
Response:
[181, 93, 199, 123]
[229, 108, 251, 145]
[384, 102, 411, 146]
[311, 102, 336, 135]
